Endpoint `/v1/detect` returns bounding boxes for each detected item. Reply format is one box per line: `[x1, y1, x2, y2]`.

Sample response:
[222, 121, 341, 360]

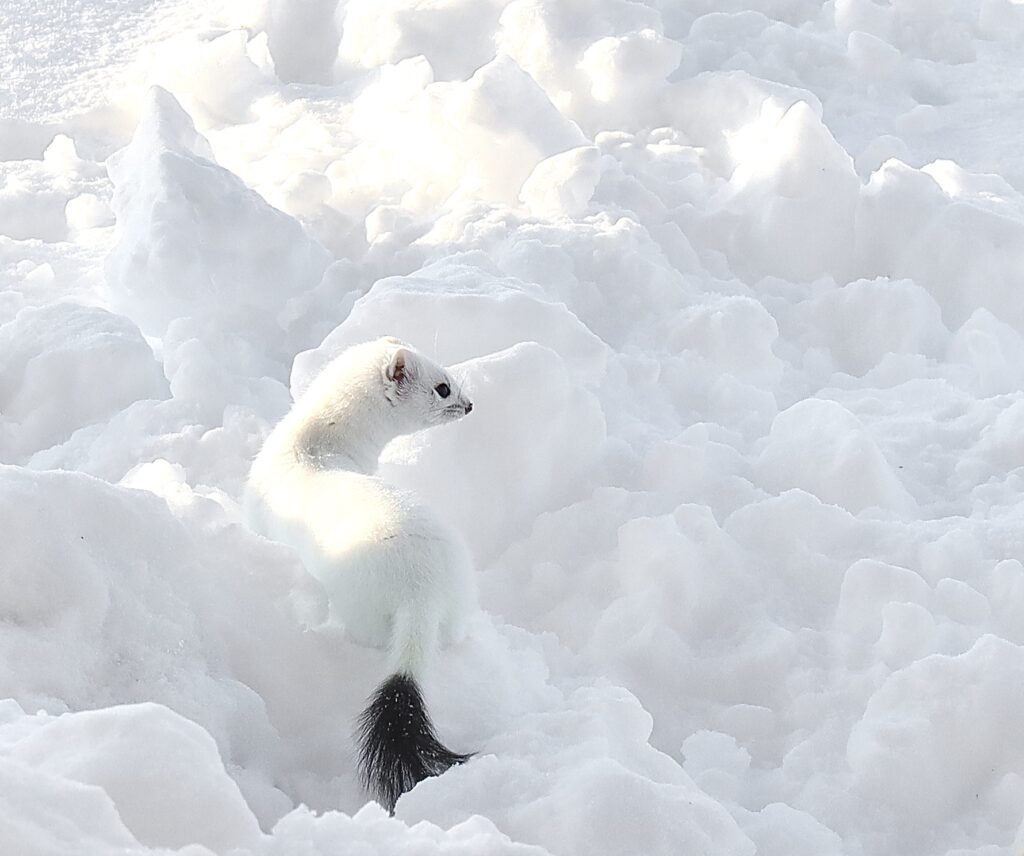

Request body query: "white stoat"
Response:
[244, 336, 477, 811]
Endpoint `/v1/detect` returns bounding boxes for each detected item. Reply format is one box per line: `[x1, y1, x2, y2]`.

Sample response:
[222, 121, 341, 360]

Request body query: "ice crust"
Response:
[3, 0, 1024, 854]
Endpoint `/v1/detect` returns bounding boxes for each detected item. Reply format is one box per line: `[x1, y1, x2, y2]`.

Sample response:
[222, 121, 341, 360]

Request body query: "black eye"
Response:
[435, 382, 451, 399]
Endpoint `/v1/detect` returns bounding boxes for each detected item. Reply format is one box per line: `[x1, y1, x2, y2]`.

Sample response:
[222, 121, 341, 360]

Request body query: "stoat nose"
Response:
[464, 401, 473, 414]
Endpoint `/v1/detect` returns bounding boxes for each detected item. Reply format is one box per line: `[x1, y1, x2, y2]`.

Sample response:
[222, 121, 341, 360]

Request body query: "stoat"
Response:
[244, 337, 476, 811]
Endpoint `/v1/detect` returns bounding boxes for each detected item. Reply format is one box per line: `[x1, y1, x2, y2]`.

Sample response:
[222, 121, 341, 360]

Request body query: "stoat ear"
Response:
[386, 348, 412, 385]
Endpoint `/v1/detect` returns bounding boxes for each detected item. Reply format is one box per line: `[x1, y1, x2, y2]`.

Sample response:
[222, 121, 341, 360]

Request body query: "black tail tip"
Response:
[357, 672, 472, 812]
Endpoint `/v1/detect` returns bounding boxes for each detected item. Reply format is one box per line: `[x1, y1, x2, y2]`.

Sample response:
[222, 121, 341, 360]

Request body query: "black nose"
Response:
[464, 401, 473, 414]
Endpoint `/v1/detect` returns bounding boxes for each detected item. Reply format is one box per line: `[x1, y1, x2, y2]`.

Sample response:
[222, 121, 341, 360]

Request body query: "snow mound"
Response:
[0, 302, 167, 461]
[292, 257, 608, 395]
[105, 87, 331, 353]
[379, 343, 608, 561]
[0, 464, 329, 825]
[520, 145, 603, 218]
[707, 100, 860, 282]
[757, 399, 917, 516]
[4, 703, 260, 851]
[399, 686, 755, 856]
[849, 636, 1024, 845]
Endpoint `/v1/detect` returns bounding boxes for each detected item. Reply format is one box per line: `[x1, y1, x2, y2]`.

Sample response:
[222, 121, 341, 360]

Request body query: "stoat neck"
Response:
[289, 397, 399, 475]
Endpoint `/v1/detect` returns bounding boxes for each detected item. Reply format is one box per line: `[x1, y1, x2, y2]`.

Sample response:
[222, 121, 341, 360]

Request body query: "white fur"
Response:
[244, 338, 476, 675]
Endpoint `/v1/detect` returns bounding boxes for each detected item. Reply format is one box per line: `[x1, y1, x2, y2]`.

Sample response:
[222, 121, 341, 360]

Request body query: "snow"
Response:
[4, 703, 262, 851]
[2, 1, 1024, 854]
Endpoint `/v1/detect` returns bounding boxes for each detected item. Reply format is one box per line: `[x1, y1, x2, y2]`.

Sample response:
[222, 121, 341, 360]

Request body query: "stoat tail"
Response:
[356, 606, 471, 812]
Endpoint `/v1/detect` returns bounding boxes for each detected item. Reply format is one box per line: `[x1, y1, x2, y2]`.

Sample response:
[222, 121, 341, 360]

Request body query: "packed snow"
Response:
[3, 0, 1024, 853]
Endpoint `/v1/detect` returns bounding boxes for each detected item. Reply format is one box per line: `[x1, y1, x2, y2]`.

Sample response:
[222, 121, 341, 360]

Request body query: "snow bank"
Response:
[5, 0, 1024, 854]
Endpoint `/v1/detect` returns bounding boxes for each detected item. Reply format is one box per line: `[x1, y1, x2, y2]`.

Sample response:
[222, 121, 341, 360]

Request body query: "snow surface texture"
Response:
[3, 1, 1024, 854]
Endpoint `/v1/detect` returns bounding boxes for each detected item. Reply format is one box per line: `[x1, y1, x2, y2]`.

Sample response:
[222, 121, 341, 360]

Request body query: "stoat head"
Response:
[381, 338, 473, 430]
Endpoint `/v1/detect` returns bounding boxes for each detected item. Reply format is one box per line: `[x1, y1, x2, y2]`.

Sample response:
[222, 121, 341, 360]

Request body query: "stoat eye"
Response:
[434, 382, 451, 399]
